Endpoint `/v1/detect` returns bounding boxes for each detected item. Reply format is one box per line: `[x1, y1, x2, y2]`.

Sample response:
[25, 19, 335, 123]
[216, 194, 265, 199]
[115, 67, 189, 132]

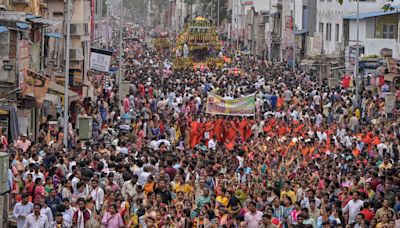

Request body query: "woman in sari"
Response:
[61, 179, 72, 200]
[33, 178, 46, 204]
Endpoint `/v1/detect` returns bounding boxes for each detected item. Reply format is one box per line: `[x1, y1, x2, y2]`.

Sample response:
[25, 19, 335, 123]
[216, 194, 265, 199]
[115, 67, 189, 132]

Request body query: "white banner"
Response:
[90, 51, 112, 72]
[385, 92, 396, 114]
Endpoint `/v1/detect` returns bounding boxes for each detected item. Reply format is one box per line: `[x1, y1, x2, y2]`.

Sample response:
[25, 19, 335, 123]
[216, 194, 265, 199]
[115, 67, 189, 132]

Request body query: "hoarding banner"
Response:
[385, 92, 396, 114]
[90, 48, 113, 72]
[20, 69, 49, 106]
[206, 93, 255, 116]
[386, 57, 399, 74]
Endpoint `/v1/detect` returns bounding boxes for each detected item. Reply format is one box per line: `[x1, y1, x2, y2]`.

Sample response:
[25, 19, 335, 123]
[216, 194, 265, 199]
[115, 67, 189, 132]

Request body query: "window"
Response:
[53, 12, 63, 17]
[335, 24, 340, 41]
[382, 24, 397, 39]
[0, 31, 9, 58]
[319, 22, 324, 34]
[326, 23, 332, 41]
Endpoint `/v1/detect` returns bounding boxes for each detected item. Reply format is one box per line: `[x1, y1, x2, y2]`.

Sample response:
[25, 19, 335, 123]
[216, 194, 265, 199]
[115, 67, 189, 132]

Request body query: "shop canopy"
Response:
[48, 81, 80, 101]
[45, 32, 63, 39]
[0, 26, 8, 33]
[26, 15, 61, 27]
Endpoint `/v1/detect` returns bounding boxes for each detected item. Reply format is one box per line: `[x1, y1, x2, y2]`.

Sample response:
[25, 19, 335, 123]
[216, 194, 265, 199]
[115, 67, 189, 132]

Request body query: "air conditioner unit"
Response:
[13, 0, 30, 3]
[69, 23, 88, 36]
[69, 48, 84, 61]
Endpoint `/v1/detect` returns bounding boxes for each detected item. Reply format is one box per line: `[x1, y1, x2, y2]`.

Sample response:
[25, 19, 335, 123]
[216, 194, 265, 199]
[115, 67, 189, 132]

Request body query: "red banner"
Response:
[91, 0, 95, 41]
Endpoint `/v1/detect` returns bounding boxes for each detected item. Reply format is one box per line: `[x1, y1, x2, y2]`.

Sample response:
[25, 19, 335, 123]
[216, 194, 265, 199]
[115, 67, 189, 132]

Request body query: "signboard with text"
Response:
[349, 45, 364, 65]
[90, 48, 113, 72]
[206, 93, 255, 116]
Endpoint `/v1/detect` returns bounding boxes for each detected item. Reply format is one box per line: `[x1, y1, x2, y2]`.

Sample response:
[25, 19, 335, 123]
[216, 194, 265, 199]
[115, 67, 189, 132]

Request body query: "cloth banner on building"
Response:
[20, 69, 49, 106]
[386, 57, 399, 74]
[206, 93, 255, 116]
[18, 39, 30, 86]
[90, 48, 113, 72]
[385, 92, 396, 114]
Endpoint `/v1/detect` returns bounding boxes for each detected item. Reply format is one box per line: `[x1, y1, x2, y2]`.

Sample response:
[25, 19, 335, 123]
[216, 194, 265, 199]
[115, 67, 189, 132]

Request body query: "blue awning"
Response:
[27, 17, 61, 26]
[45, 32, 62, 39]
[0, 26, 8, 33]
[295, 29, 307, 35]
[344, 5, 400, 20]
[26, 15, 40, 20]
[16, 22, 30, 30]
[267, 12, 280, 17]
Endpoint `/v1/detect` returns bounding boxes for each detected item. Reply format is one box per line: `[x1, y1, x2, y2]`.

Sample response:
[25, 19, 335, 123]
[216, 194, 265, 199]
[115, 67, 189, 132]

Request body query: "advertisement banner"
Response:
[20, 69, 49, 106]
[386, 57, 399, 74]
[349, 45, 364, 65]
[206, 93, 255, 116]
[385, 92, 396, 114]
[18, 39, 30, 86]
[90, 48, 113, 72]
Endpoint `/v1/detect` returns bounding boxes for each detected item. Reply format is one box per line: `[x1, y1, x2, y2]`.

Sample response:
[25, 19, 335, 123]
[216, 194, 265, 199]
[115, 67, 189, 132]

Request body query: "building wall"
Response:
[349, 20, 367, 42]
[12, 0, 40, 15]
[316, 0, 400, 55]
[375, 14, 399, 38]
[252, 0, 269, 12]
[348, 14, 400, 59]
[46, 0, 65, 68]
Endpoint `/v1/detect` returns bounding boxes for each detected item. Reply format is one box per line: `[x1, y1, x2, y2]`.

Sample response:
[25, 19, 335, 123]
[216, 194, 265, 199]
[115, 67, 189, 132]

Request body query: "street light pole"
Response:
[292, 0, 296, 72]
[355, 0, 360, 107]
[236, 0, 239, 51]
[63, 0, 71, 148]
[118, 0, 123, 100]
[217, 0, 220, 29]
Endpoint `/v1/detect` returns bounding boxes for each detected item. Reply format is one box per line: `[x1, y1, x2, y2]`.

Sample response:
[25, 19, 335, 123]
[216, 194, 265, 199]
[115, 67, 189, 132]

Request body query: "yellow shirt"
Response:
[174, 183, 193, 195]
[280, 190, 297, 204]
[216, 196, 229, 207]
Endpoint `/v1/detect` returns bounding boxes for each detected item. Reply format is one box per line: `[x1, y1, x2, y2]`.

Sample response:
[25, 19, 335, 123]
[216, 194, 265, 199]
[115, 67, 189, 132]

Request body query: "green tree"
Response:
[337, 0, 394, 11]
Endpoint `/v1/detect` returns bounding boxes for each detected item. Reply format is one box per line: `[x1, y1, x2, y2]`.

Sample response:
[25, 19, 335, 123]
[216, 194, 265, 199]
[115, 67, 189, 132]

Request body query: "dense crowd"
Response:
[4, 29, 400, 228]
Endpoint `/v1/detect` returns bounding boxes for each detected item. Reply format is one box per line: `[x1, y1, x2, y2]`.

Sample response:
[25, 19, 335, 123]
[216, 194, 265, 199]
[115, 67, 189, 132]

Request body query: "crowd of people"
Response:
[4, 27, 400, 228]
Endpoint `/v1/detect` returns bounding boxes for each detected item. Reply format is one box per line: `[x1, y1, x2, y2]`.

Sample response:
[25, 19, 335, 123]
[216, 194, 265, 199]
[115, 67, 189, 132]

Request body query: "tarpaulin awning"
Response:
[0, 26, 8, 33]
[16, 22, 30, 30]
[45, 32, 62, 39]
[48, 81, 80, 101]
[27, 17, 61, 26]
[26, 92, 60, 104]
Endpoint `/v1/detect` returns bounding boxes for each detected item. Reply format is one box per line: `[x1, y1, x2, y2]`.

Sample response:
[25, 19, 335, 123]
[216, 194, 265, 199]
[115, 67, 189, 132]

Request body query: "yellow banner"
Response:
[206, 93, 255, 116]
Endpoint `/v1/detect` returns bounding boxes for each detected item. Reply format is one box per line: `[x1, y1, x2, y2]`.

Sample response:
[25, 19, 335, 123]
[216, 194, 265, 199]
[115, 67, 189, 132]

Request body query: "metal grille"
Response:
[0, 32, 10, 59]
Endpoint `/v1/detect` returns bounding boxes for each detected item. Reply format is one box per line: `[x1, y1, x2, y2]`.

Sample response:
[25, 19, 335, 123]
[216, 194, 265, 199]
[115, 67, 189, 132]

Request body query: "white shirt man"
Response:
[90, 180, 104, 212]
[157, 138, 171, 149]
[342, 191, 364, 224]
[208, 137, 217, 150]
[138, 167, 151, 186]
[122, 179, 137, 200]
[13, 196, 33, 228]
[40, 204, 53, 224]
[71, 176, 80, 192]
[377, 141, 388, 158]
[149, 139, 158, 150]
[23, 204, 49, 228]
